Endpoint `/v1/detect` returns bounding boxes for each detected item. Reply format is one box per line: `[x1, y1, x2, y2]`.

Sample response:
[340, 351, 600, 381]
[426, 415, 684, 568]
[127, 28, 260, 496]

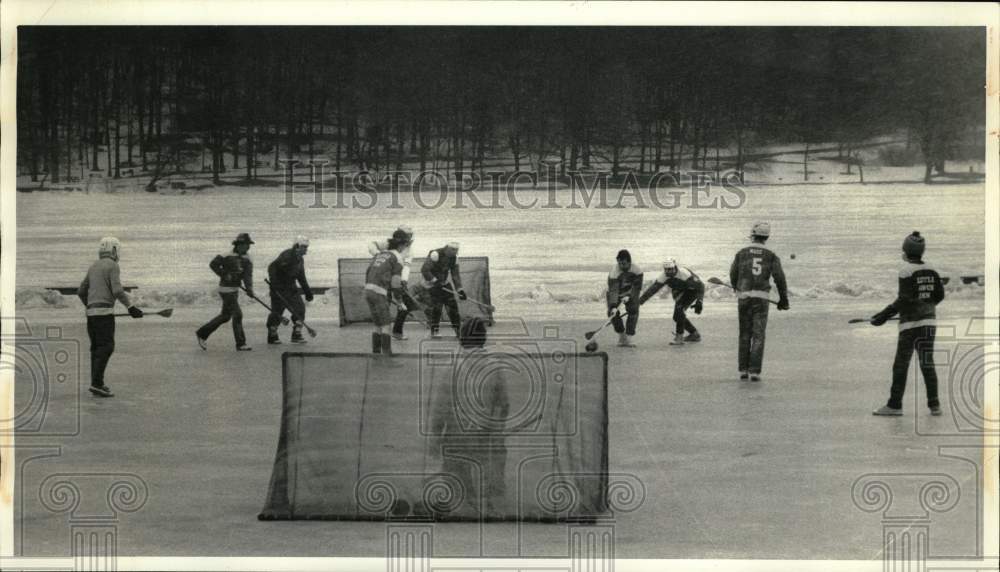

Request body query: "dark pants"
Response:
[738, 298, 769, 374]
[86, 315, 115, 388]
[611, 298, 640, 336]
[266, 288, 305, 329]
[197, 292, 246, 347]
[673, 290, 699, 335]
[427, 286, 461, 334]
[888, 326, 939, 410]
[392, 288, 420, 334]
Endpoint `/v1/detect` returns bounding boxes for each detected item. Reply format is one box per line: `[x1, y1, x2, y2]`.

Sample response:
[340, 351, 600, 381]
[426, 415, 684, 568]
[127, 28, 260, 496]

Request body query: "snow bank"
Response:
[494, 280, 984, 306]
[14, 287, 340, 309]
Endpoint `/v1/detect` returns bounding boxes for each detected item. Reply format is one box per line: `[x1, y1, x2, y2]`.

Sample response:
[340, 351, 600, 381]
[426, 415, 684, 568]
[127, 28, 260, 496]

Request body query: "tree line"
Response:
[16, 26, 985, 187]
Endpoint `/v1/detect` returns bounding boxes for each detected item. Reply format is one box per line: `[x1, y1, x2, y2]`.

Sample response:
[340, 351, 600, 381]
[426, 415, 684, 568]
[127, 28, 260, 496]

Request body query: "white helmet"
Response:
[751, 222, 771, 238]
[397, 224, 414, 237]
[98, 236, 121, 260]
[294, 235, 310, 247]
[662, 258, 677, 273]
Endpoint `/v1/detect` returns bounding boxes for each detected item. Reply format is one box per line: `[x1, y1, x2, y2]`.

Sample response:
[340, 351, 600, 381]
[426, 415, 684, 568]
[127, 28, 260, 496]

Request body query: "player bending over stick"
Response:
[606, 249, 644, 347]
[638, 258, 705, 346]
[421, 241, 466, 338]
[266, 235, 314, 344]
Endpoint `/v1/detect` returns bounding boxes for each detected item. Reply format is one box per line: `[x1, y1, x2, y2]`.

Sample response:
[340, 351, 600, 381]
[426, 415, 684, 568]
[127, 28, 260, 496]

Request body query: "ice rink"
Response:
[12, 299, 987, 558]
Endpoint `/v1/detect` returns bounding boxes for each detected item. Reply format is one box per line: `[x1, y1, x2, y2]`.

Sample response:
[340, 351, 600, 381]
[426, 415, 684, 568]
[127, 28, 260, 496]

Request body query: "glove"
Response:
[304, 291, 314, 302]
[870, 309, 891, 326]
[693, 299, 703, 315]
[457, 289, 467, 301]
[777, 296, 790, 311]
[607, 305, 619, 318]
[621, 295, 631, 305]
[398, 303, 408, 312]
[128, 306, 144, 319]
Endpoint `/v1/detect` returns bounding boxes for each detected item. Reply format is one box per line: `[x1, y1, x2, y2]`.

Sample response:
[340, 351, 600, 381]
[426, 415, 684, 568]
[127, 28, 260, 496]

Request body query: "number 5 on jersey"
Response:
[752, 257, 762, 276]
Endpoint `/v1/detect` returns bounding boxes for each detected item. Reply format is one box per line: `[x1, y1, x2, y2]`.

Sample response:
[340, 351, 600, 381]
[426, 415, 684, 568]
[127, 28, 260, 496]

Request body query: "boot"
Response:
[669, 333, 685, 346]
[267, 326, 281, 345]
[372, 332, 382, 354]
[617, 333, 635, 347]
[684, 332, 701, 342]
[380, 333, 393, 356]
[291, 326, 306, 344]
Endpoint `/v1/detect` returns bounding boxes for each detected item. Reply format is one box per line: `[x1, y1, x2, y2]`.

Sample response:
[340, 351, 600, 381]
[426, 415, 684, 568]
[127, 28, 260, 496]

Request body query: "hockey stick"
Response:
[707, 277, 779, 306]
[442, 286, 496, 313]
[848, 317, 900, 324]
[264, 279, 318, 337]
[584, 309, 630, 340]
[240, 287, 290, 325]
[390, 298, 433, 329]
[114, 308, 173, 318]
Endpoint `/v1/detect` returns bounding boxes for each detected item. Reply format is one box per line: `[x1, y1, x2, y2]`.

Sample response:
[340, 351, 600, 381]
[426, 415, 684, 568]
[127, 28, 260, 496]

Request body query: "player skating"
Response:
[77, 237, 144, 397]
[365, 229, 411, 354]
[606, 249, 644, 347]
[368, 225, 418, 340]
[421, 242, 466, 338]
[266, 235, 314, 344]
[196, 233, 254, 351]
[729, 223, 789, 381]
[870, 232, 945, 416]
[638, 258, 705, 345]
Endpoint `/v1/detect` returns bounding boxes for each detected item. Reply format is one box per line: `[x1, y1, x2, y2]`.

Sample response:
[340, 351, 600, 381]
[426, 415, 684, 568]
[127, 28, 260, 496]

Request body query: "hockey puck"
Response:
[585, 341, 598, 352]
[790, 253, 796, 260]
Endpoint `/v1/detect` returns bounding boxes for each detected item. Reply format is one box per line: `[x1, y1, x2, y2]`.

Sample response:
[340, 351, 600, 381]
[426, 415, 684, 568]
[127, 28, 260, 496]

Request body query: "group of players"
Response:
[601, 222, 789, 383]
[78, 222, 946, 417]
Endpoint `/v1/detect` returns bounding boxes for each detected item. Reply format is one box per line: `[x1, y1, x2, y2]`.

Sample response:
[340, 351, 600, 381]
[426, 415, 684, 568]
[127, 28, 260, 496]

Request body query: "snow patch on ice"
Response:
[15, 288, 71, 309]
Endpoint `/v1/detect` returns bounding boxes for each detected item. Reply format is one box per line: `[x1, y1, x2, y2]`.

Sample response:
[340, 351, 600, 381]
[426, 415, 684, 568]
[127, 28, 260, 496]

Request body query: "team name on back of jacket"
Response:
[366, 250, 402, 289]
[915, 274, 937, 301]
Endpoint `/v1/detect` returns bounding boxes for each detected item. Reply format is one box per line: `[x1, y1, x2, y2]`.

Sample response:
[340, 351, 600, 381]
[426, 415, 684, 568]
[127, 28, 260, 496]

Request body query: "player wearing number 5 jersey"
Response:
[729, 222, 789, 381]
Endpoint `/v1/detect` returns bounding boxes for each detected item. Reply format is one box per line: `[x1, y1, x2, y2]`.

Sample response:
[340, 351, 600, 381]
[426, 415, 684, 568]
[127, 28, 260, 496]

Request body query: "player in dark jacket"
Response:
[266, 235, 313, 344]
[607, 249, 644, 347]
[196, 233, 254, 351]
[77, 237, 144, 397]
[870, 231, 945, 416]
[365, 229, 410, 354]
[421, 241, 465, 338]
[729, 222, 789, 381]
[639, 258, 705, 345]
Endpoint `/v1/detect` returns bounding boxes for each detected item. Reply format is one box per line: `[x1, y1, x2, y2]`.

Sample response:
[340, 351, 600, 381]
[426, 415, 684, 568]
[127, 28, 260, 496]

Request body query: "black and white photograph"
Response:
[1, 2, 997, 571]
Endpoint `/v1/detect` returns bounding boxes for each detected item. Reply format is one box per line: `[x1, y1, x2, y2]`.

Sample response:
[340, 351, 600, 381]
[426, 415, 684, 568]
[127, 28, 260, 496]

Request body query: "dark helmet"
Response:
[233, 232, 255, 245]
[616, 249, 632, 263]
